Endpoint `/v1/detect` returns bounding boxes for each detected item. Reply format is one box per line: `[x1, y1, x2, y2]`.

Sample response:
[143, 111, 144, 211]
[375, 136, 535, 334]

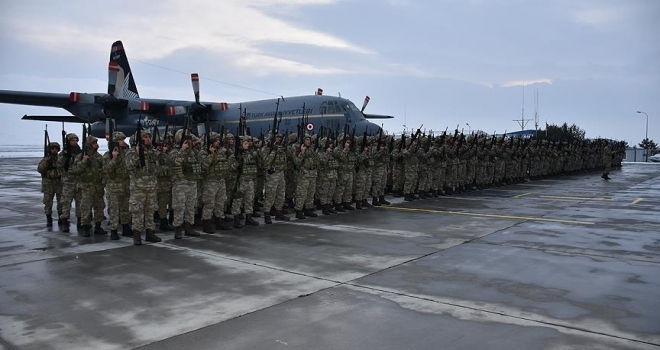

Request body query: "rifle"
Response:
[270, 98, 281, 148]
[44, 125, 50, 157]
[108, 119, 117, 154]
[81, 124, 88, 157]
[398, 133, 406, 152]
[205, 121, 211, 152]
[349, 127, 356, 152]
[62, 124, 71, 172]
[360, 130, 368, 152]
[135, 119, 145, 167]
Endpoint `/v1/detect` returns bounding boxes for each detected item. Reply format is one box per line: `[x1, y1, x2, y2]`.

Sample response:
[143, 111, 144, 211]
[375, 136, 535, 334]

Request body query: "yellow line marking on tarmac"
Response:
[630, 198, 644, 205]
[381, 206, 595, 225]
[538, 195, 612, 201]
[512, 192, 532, 199]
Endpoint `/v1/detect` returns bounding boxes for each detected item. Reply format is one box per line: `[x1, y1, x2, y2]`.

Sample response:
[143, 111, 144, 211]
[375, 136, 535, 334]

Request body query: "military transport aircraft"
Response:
[0, 41, 392, 140]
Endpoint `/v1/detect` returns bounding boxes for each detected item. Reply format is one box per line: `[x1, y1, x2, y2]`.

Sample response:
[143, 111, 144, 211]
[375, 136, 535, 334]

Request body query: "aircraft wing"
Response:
[22, 115, 87, 123]
[0, 90, 73, 108]
[363, 113, 394, 119]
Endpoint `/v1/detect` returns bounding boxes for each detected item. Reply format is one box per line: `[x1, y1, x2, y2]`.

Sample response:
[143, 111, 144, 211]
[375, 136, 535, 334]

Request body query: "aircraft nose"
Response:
[357, 120, 381, 135]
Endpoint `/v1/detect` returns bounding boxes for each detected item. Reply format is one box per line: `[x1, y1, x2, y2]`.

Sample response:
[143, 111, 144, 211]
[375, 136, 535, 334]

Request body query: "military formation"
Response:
[37, 125, 626, 246]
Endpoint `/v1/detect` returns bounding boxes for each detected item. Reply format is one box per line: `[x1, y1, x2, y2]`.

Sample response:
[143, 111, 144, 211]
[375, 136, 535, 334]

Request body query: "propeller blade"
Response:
[191, 73, 200, 104]
[361, 95, 370, 113]
[108, 62, 119, 96]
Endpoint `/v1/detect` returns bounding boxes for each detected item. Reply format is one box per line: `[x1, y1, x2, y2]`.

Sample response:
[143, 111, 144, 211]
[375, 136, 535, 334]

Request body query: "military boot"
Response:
[342, 202, 355, 211]
[379, 196, 391, 205]
[371, 197, 381, 207]
[404, 194, 413, 202]
[160, 218, 173, 231]
[94, 222, 107, 235]
[296, 210, 306, 220]
[122, 223, 133, 237]
[334, 204, 346, 212]
[233, 216, 243, 229]
[81, 225, 91, 237]
[184, 223, 200, 237]
[264, 214, 273, 224]
[215, 217, 233, 231]
[275, 211, 290, 221]
[133, 231, 142, 246]
[328, 204, 337, 214]
[145, 229, 162, 243]
[202, 219, 215, 234]
[362, 199, 373, 208]
[245, 216, 259, 226]
[61, 218, 70, 233]
[251, 212, 261, 218]
[419, 191, 427, 199]
[174, 226, 183, 239]
[110, 230, 120, 240]
[322, 204, 331, 215]
[46, 214, 53, 227]
[355, 201, 363, 210]
[305, 209, 318, 217]
[76, 217, 82, 230]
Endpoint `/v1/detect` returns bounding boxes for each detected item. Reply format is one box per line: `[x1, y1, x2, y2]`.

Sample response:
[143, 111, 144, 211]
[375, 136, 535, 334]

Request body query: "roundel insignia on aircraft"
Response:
[306, 123, 314, 131]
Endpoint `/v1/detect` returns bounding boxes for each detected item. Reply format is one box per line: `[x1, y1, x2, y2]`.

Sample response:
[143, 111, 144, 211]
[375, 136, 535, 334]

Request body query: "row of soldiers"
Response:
[37, 127, 624, 245]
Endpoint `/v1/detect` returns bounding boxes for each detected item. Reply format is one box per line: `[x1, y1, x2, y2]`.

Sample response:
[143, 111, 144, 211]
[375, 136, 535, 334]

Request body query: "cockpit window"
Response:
[344, 102, 360, 113]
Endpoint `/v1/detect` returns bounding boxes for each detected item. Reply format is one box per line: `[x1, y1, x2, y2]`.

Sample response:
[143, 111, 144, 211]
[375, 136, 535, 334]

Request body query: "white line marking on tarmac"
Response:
[287, 222, 432, 238]
[630, 198, 644, 205]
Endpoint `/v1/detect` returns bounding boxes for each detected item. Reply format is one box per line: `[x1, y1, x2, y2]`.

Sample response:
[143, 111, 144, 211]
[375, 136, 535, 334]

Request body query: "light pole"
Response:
[466, 123, 471, 134]
[637, 111, 649, 162]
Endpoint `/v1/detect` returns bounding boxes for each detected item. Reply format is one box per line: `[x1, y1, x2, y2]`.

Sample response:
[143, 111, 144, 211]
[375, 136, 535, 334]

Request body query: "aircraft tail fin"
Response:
[109, 41, 139, 99]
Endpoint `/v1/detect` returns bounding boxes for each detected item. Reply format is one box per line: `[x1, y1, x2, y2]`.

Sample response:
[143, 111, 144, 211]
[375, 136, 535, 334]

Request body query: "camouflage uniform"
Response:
[125, 130, 161, 245]
[231, 137, 260, 227]
[72, 136, 106, 237]
[171, 130, 203, 237]
[261, 135, 290, 223]
[37, 142, 62, 226]
[402, 139, 420, 200]
[294, 135, 319, 218]
[317, 138, 338, 214]
[103, 132, 131, 239]
[155, 140, 173, 230]
[56, 133, 82, 232]
[601, 142, 612, 179]
[336, 137, 357, 210]
[200, 132, 234, 232]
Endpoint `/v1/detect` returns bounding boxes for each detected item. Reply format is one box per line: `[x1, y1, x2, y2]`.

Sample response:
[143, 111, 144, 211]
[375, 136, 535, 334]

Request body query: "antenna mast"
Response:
[512, 84, 530, 131]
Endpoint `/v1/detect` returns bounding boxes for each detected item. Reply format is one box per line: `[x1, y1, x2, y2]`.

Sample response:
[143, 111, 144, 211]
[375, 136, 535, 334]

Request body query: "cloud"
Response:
[3, 0, 373, 75]
[501, 79, 553, 88]
[574, 6, 624, 26]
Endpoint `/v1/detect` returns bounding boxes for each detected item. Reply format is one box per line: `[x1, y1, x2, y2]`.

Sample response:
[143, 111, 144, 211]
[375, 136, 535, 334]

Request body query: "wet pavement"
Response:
[0, 157, 658, 350]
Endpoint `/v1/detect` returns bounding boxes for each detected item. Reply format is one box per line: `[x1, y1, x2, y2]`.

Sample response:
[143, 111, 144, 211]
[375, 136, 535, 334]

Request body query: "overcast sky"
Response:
[0, 0, 658, 147]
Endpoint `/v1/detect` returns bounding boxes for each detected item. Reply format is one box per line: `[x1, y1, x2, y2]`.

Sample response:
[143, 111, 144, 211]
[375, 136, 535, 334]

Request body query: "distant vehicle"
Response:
[648, 153, 660, 162]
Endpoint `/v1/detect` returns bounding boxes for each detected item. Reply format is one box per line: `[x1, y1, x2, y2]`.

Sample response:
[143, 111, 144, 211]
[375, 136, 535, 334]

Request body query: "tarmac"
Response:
[0, 157, 659, 350]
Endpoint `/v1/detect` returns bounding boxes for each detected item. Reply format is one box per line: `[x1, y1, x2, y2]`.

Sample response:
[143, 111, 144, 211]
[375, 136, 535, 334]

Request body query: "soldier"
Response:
[37, 142, 62, 227]
[171, 129, 202, 238]
[294, 134, 319, 218]
[402, 137, 420, 201]
[336, 134, 357, 211]
[154, 132, 174, 231]
[261, 132, 291, 224]
[72, 136, 107, 237]
[317, 137, 339, 215]
[231, 136, 260, 228]
[200, 132, 234, 233]
[56, 133, 82, 233]
[601, 140, 612, 180]
[103, 131, 132, 240]
[125, 129, 161, 245]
